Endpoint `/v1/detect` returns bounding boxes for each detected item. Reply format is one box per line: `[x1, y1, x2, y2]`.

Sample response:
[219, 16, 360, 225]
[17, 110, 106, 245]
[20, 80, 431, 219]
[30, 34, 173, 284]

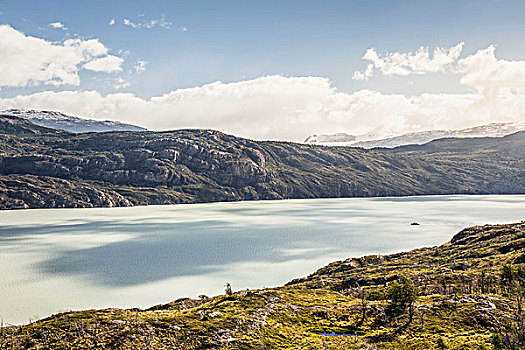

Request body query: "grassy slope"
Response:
[2, 222, 525, 349]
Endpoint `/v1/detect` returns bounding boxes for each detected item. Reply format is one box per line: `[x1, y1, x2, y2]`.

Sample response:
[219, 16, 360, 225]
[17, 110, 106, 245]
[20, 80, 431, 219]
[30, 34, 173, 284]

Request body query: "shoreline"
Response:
[1, 192, 524, 212]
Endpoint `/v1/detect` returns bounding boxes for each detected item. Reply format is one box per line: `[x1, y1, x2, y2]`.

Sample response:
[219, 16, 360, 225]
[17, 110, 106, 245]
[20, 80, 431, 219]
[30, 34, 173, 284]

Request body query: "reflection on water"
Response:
[0, 195, 524, 324]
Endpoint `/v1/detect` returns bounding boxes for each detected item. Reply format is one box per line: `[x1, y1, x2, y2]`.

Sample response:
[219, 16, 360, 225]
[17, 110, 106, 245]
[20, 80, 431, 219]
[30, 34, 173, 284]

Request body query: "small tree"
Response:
[224, 282, 233, 296]
[500, 264, 516, 294]
[496, 264, 525, 348]
[357, 287, 368, 327]
[385, 276, 418, 329]
[436, 337, 448, 350]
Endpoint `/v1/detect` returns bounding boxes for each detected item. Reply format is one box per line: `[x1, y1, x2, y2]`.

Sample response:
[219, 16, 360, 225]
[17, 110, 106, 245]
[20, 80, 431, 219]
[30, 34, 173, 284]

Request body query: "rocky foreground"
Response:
[2, 222, 525, 349]
[1, 115, 524, 209]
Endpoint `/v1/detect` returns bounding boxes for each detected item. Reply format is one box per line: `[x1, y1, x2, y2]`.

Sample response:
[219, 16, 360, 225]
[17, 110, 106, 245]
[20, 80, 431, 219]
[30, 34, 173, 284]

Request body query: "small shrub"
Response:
[366, 290, 385, 301]
[224, 282, 233, 296]
[436, 337, 447, 350]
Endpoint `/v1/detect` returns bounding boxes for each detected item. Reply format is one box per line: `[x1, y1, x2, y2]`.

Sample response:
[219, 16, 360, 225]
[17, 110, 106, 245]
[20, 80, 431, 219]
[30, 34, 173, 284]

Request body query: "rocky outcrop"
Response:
[0, 175, 133, 209]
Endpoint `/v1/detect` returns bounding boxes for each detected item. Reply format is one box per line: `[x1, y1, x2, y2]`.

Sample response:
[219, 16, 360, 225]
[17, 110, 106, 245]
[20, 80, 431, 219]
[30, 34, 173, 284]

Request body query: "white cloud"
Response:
[133, 59, 148, 73]
[0, 25, 124, 87]
[1, 42, 524, 142]
[122, 15, 172, 29]
[83, 55, 124, 72]
[353, 43, 464, 80]
[352, 64, 373, 81]
[113, 77, 130, 89]
[0, 73, 523, 142]
[109, 18, 115, 26]
[122, 18, 135, 27]
[118, 49, 131, 57]
[49, 22, 67, 30]
[459, 45, 525, 97]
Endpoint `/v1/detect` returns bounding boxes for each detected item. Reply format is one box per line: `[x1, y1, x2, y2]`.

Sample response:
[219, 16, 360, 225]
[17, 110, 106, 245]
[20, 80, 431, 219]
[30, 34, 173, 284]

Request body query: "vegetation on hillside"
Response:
[2, 222, 525, 349]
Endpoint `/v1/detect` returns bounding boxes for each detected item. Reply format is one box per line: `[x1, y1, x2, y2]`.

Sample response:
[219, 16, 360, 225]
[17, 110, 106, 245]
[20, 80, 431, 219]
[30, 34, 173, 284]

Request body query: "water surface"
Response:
[1, 195, 524, 324]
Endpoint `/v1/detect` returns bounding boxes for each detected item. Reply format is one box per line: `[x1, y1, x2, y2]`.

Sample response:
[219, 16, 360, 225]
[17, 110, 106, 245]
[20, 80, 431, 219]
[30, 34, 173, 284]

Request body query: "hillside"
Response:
[2, 222, 525, 349]
[0, 115, 524, 209]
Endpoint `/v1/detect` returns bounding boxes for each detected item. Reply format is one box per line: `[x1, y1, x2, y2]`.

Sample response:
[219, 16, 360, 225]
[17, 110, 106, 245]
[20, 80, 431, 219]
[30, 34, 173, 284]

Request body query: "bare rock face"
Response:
[0, 115, 524, 209]
[0, 175, 133, 210]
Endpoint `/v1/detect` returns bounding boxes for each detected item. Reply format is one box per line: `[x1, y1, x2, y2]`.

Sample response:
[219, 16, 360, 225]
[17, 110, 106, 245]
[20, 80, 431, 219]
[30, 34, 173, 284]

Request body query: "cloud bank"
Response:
[0, 35, 524, 142]
[0, 71, 523, 142]
[459, 45, 525, 97]
[0, 25, 123, 88]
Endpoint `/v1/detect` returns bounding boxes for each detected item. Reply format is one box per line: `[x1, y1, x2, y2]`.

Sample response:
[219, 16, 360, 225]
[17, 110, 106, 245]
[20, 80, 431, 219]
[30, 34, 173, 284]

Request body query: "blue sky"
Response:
[3, 0, 525, 97]
[0, 0, 525, 140]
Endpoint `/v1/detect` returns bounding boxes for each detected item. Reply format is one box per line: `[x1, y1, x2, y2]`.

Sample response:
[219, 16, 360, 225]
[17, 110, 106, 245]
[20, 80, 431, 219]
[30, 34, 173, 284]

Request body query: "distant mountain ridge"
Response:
[305, 122, 525, 148]
[0, 114, 523, 210]
[0, 109, 147, 133]
[304, 133, 356, 144]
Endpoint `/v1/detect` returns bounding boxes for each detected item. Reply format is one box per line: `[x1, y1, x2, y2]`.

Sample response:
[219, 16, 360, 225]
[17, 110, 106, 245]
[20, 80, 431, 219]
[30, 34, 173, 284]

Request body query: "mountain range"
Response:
[0, 114, 523, 209]
[5, 108, 524, 150]
[0, 109, 147, 133]
[305, 122, 525, 148]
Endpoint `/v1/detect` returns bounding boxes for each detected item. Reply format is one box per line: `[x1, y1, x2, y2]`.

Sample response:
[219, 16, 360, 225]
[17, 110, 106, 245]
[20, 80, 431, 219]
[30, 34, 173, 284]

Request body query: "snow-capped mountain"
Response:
[303, 133, 356, 144]
[304, 122, 525, 148]
[0, 109, 147, 133]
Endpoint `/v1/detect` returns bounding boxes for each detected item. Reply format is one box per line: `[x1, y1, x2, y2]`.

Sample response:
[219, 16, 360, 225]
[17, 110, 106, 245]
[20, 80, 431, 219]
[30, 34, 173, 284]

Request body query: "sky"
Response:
[1, 0, 525, 141]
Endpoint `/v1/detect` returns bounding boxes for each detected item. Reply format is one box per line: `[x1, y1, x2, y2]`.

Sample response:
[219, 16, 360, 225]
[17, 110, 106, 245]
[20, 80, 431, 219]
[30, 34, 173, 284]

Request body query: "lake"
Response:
[1, 195, 524, 325]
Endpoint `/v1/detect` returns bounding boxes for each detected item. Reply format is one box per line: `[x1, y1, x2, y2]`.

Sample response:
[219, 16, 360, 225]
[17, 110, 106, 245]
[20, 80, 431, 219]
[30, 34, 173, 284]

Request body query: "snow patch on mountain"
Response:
[303, 133, 356, 144]
[0, 109, 147, 133]
[305, 122, 525, 148]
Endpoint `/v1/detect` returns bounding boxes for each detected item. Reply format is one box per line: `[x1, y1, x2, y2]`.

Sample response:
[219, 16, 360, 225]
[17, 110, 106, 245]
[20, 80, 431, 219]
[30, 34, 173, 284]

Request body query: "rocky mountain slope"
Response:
[3, 222, 525, 349]
[305, 122, 525, 148]
[0, 115, 524, 209]
[1, 109, 147, 133]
